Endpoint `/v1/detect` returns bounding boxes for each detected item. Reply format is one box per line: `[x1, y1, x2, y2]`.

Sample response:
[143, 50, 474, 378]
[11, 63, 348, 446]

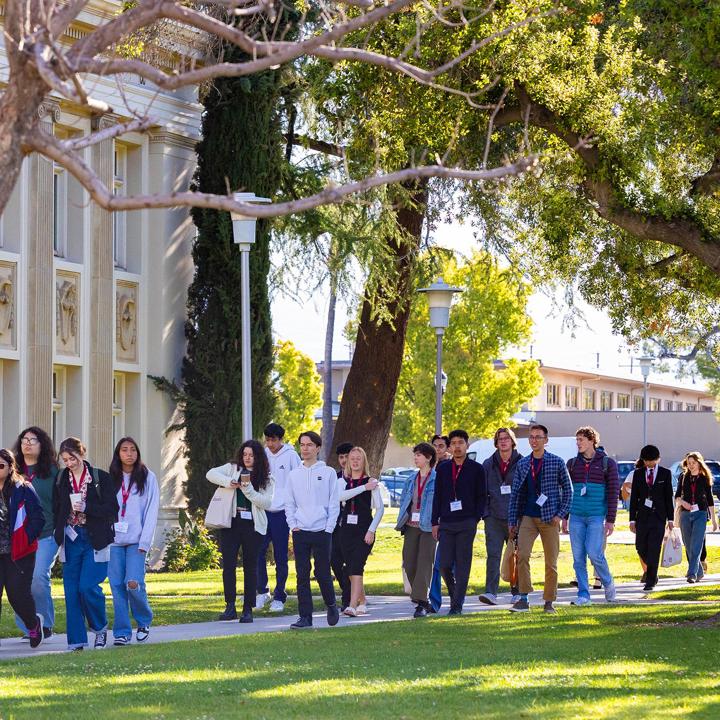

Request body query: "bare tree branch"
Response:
[691, 153, 720, 198]
[284, 134, 345, 158]
[61, 116, 158, 151]
[28, 128, 537, 219]
[49, 0, 90, 39]
[649, 326, 720, 361]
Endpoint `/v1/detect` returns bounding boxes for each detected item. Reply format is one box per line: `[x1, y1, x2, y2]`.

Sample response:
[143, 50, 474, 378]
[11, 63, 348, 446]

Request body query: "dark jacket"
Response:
[6, 480, 45, 560]
[482, 450, 522, 521]
[53, 462, 119, 550]
[431, 457, 486, 526]
[675, 472, 714, 512]
[628, 466, 674, 524]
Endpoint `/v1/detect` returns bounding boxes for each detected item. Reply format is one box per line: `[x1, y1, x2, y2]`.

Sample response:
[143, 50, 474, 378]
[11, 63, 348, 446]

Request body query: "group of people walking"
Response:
[2, 420, 715, 649]
[0, 428, 158, 650]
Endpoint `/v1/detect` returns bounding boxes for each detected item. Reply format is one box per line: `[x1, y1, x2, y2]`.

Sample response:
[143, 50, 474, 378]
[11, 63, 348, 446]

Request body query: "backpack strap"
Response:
[90, 466, 102, 498]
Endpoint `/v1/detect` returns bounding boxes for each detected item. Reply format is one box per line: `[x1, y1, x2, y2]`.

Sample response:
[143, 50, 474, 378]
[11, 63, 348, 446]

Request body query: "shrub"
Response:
[163, 509, 221, 572]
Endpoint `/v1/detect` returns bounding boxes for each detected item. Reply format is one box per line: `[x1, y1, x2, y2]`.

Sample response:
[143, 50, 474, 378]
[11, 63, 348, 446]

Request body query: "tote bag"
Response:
[501, 538, 519, 584]
[661, 528, 683, 568]
[205, 486, 235, 529]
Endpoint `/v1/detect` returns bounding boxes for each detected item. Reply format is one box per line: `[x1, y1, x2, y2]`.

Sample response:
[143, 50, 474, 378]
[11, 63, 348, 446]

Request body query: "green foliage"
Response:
[162, 509, 221, 573]
[392, 252, 542, 444]
[272, 340, 322, 441]
[182, 15, 293, 511]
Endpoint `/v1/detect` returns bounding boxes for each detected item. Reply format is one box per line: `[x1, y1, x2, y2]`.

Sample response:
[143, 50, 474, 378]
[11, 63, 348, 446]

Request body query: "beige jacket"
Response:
[206, 463, 275, 535]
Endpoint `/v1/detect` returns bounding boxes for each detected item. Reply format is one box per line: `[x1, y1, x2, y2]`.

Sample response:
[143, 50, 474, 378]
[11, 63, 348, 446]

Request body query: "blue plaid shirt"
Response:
[508, 450, 573, 526]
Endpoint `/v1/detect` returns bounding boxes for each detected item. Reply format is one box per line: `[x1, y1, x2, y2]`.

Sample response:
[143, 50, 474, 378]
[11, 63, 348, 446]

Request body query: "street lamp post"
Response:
[638, 356, 653, 446]
[417, 279, 463, 435]
[231, 192, 271, 440]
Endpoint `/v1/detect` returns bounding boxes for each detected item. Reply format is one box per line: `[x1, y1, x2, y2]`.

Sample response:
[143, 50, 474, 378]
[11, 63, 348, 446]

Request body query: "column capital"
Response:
[90, 112, 122, 132]
[38, 99, 61, 124]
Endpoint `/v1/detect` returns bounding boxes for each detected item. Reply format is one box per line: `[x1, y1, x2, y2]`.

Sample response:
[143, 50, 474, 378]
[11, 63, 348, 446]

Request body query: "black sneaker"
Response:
[413, 604, 427, 618]
[94, 631, 108, 649]
[510, 598, 530, 613]
[217, 604, 238, 621]
[327, 604, 340, 626]
[290, 617, 313, 629]
[239, 611, 253, 624]
[569, 579, 579, 587]
[28, 615, 44, 649]
[113, 636, 130, 646]
[42, 627, 53, 640]
[136, 627, 150, 643]
[543, 602, 557, 614]
[427, 605, 438, 614]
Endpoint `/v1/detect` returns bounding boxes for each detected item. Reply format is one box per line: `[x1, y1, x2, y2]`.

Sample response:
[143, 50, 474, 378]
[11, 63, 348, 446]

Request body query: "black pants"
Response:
[635, 513, 666, 586]
[293, 530, 336, 620]
[438, 518, 477, 611]
[220, 516, 261, 612]
[331, 526, 350, 609]
[0, 553, 38, 629]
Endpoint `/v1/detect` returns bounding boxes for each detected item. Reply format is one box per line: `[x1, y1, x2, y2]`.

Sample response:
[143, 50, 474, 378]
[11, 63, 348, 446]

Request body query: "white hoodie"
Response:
[284, 461, 339, 533]
[265, 443, 301, 512]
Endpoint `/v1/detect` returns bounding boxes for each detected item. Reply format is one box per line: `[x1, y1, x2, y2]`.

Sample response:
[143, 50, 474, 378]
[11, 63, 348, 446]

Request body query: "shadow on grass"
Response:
[1, 606, 719, 719]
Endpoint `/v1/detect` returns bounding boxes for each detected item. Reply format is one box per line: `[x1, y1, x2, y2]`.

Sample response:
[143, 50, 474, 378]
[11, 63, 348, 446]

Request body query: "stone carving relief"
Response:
[0, 262, 16, 350]
[116, 281, 138, 363]
[56, 271, 80, 356]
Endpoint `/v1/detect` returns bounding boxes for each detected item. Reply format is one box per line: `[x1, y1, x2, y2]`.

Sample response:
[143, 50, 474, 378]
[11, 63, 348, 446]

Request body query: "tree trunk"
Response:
[321, 276, 337, 460]
[330, 182, 427, 476]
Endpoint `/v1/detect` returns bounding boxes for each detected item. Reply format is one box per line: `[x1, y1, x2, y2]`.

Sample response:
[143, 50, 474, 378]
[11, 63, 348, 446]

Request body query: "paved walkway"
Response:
[2, 574, 718, 662]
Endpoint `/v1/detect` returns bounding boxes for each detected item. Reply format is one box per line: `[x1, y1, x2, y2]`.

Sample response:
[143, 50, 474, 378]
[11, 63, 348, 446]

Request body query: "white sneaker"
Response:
[571, 596, 592, 606]
[269, 600, 284, 612]
[255, 592, 271, 609]
[511, 594, 521, 604]
[478, 593, 497, 605]
[604, 582, 617, 602]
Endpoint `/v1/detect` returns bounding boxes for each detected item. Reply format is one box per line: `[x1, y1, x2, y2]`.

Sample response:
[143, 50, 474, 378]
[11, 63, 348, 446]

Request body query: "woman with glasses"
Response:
[12, 427, 59, 639]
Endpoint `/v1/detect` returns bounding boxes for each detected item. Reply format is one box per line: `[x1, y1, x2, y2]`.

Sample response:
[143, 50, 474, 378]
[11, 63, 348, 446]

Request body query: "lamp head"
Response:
[417, 278, 463, 330]
[231, 192, 271, 247]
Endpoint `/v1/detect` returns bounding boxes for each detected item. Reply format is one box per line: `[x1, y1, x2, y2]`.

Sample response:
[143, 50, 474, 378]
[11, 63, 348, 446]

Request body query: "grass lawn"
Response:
[654, 585, 720, 602]
[1, 603, 719, 719]
[2, 509, 717, 639]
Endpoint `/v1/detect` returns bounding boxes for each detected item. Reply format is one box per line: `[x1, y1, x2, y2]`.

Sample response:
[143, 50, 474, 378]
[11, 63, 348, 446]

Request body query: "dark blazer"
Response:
[6, 481, 45, 559]
[431, 457, 486, 525]
[53, 462, 119, 550]
[628, 466, 674, 523]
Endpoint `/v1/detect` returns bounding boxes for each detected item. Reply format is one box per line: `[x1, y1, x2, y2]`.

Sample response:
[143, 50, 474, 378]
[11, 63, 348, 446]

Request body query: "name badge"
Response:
[114, 521, 129, 534]
[240, 510, 252, 520]
[411, 512, 421, 522]
[691, 504, 700, 512]
[347, 514, 359, 525]
[536, 493, 548, 507]
[500, 485, 512, 495]
[580, 486, 587, 496]
[644, 498, 653, 508]
[450, 500, 463, 512]
[65, 525, 78, 541]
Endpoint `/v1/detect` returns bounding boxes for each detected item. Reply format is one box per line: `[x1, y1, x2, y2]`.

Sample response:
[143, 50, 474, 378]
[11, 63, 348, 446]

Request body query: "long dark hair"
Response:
[109, 437, 149, 495]
[13, 426, 57, 478]
[0, 448, 25, 501]
[235, 439, 269, 491]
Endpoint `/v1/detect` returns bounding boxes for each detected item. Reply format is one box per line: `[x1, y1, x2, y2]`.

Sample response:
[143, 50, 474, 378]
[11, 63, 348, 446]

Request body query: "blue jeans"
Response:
[109, 544, 153, 638]
[679, 510, 707, 579]
[63, 528, 109, 649]
[569, 515, 613, 600]
[256, 510, 290, 602]
[429, 547, 443, 611]
[15, 535, 59, 633]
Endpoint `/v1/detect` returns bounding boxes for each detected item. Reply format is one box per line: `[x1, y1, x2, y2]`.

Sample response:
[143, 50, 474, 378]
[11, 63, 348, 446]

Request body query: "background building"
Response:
[0, 2, 202, 561]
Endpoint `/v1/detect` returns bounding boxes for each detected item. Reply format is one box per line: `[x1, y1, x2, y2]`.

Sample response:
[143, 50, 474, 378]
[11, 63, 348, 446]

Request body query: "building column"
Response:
[88, 115, 115, 462]
[24, 101, 59, 430]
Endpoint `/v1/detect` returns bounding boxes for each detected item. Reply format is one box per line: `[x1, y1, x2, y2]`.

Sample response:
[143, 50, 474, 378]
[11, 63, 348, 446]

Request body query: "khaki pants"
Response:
[517, 515, 560, 601]
[402, 525, 437, 604]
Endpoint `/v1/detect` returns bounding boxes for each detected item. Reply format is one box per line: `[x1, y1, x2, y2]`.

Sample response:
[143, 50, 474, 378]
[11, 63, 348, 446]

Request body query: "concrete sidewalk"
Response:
[2, 573, 718, 662]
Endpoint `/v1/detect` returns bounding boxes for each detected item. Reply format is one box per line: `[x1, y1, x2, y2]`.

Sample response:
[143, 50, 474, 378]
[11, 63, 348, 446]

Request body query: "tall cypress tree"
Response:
[183, 40, 285, 512]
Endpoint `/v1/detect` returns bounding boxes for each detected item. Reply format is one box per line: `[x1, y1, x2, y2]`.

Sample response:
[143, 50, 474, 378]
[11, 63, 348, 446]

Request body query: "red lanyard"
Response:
[416, 472, 429, 508]
[120, 478, 133, 518]
[499, 459, 510, 477]
[530, 458, 543, 495]
[26, 472, 36, 484]
[451, 462, 463, 499]
[70, 467, 88, 494]
[689, 477, 697, 505]
[348, 476, 363, 514]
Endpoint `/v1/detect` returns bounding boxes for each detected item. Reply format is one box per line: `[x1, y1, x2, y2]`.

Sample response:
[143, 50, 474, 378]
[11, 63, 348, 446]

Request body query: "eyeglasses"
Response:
[528, 435, 547, 441]
[21, 437, 39, 445]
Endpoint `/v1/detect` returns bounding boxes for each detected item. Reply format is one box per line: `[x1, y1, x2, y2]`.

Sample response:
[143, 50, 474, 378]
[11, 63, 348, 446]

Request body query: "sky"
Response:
[270, 218, 706, 391]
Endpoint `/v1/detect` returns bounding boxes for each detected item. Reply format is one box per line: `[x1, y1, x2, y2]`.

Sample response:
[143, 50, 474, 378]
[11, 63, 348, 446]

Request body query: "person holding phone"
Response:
[207, 440, 274, 623]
